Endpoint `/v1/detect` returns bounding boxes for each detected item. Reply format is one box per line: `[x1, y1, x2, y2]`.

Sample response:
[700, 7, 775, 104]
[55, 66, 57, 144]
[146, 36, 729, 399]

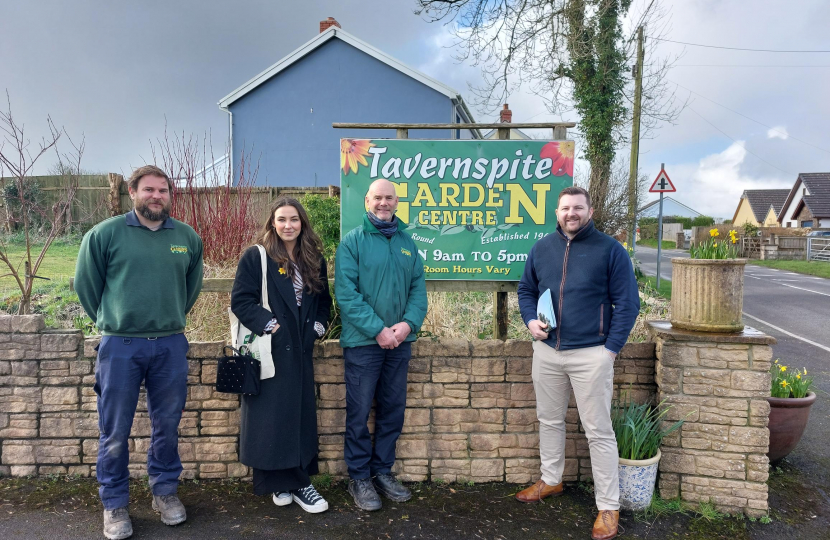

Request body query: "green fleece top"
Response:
[335, 213, 428, 348]
[75, 211, 203, 337]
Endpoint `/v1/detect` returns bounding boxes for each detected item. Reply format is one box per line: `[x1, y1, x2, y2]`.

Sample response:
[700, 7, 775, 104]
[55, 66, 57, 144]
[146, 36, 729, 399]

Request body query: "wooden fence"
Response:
[1, 174, 338, 229]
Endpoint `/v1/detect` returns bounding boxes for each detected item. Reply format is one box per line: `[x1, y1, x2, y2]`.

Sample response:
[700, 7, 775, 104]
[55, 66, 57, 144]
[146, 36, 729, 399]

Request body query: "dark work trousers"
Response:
[343, 342, 411, 480]
[94, 334, 189, 510]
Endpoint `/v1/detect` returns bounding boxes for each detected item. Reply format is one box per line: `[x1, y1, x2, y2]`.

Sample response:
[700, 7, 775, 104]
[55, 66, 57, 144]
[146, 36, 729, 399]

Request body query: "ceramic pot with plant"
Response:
[671, 228, 747, 333]
[767, 360, 816, 464]
[612, 395, 685, 511]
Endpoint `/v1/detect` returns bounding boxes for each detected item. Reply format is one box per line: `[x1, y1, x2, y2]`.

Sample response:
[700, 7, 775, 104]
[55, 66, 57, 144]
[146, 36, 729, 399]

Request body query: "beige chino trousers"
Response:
[531, 340, 619, 510]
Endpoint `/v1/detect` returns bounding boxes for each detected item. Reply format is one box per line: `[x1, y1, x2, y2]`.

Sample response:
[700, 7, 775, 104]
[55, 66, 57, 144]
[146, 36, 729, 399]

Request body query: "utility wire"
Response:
[670, 79, 830, 155]
[652, 37, 830, 53]
[686, 106, 793, 176]
[676, 64, 830, 67]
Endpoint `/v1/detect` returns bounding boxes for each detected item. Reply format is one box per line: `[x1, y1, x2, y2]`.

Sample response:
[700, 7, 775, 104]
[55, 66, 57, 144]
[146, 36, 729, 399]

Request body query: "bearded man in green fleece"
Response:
[335, 178, 428, 512]
[75, 165, 203, 540]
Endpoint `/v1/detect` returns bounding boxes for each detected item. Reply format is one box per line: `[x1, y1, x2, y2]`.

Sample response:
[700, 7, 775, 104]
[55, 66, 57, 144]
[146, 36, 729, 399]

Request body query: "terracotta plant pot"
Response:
[618, 449, 661, 511]
[767, 392, 816, 465]
[670, 258, 747, 332]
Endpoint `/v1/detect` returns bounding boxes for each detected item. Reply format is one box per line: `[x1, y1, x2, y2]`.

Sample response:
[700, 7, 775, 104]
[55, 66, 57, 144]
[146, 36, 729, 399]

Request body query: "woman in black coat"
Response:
[230, 197, 332, 513]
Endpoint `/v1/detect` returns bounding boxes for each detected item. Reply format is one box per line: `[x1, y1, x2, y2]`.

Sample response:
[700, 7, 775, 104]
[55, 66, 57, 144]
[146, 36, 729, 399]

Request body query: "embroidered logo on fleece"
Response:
[400, 247, 411, 257]
[170, 245, 188, 254]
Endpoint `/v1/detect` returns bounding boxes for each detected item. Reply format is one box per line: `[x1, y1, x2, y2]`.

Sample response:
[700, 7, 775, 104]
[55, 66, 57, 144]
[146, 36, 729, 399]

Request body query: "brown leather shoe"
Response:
[591, 510, 620, 540]
[515, 480, 563, 503]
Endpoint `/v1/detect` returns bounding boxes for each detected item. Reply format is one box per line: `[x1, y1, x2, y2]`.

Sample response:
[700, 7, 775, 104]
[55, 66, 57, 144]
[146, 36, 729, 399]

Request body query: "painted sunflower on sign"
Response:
[340, 139, 375, 175]
[540, 141, 575, 177]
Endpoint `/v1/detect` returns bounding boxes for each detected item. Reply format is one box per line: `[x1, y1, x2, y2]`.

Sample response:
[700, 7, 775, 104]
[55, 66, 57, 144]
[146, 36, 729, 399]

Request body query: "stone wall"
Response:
[649, 321, 773, 518]
[0, 314, 657, 485]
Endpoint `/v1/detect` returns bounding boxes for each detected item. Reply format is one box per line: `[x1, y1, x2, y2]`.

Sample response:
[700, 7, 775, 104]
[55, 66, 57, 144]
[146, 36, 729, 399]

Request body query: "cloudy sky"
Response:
[2, 0, 829, 219]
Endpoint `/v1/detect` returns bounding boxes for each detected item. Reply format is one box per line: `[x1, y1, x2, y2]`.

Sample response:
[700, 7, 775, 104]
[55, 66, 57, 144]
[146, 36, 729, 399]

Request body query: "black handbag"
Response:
[216, 345, 261, 395]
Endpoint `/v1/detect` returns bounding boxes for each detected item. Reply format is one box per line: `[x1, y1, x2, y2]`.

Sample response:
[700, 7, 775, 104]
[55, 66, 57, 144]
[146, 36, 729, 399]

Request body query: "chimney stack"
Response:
[320, 17, 341, 33]
[499, 104, 512, 123]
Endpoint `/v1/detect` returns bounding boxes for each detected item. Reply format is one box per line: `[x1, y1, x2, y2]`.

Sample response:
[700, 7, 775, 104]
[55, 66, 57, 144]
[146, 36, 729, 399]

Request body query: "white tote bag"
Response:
[228, 245, 275, 379]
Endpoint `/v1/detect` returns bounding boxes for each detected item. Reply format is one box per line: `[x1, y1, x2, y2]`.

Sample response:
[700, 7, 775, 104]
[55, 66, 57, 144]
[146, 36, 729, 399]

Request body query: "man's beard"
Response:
[135, 198, 170, 222]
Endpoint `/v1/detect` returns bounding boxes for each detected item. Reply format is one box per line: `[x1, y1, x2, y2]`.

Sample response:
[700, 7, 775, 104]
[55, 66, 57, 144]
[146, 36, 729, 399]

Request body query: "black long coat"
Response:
[230, 246, 331, 471]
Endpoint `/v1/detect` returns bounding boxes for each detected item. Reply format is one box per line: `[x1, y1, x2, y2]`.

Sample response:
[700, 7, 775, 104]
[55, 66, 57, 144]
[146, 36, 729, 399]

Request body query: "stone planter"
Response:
[767, 392, 816, 465]
[670, 258, 747, 332]
[618, 449, 661, 511]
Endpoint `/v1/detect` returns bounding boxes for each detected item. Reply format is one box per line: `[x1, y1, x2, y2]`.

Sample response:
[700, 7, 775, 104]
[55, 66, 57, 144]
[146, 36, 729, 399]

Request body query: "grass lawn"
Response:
[749, 259, 830, 279]
[0, 235, 87, 329]
[0, 236, 81, 292]
[638, 275, 672, 300]
[637, 239, 677, 250]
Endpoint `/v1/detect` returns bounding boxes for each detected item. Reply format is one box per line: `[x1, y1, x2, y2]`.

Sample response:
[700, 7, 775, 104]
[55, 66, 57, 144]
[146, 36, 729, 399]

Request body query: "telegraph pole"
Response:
[628, 26, 645, 256]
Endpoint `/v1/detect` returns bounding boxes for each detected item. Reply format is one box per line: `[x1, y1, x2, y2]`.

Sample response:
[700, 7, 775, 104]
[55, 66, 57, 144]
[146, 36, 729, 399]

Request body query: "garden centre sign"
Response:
[340, 139, 573, 280]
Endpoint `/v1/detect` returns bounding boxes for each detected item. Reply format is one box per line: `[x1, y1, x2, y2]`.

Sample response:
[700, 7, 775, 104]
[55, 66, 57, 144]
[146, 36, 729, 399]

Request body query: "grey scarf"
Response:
[367, 212, 398, 238]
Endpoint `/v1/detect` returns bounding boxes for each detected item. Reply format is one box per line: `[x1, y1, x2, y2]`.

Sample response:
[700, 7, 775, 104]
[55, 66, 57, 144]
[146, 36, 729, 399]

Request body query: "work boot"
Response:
[515, 480, 564, 503]
[373, 473, 412, 502]
[348, 478, 382, 511]
[103, 506, 132, 540]
[152, 494, 187, 526]
[591, 510, 620, 540]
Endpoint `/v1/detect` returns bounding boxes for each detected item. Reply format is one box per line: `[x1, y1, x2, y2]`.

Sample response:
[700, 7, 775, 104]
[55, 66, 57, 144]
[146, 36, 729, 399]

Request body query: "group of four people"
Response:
[75, 165, 639, 540]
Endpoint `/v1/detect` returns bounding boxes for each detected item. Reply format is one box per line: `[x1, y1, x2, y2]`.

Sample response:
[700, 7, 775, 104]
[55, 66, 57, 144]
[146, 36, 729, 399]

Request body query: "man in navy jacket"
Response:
[515, 186, 639, 540]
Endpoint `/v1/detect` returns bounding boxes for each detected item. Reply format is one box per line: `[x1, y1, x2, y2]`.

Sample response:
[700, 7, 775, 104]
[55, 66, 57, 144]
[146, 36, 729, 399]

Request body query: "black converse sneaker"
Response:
[292, 484, 329, 513]
[272, 492, 293, 507]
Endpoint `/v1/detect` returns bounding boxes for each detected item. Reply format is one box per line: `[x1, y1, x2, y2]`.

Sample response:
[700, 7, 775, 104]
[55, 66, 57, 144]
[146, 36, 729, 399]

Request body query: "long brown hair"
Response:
[254, 197, 325, 294]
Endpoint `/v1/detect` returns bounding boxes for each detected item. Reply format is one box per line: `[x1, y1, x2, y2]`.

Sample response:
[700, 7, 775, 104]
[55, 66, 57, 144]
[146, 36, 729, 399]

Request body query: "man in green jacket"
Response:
[335, 178, 427, 511]
[75, 165, 203, 540]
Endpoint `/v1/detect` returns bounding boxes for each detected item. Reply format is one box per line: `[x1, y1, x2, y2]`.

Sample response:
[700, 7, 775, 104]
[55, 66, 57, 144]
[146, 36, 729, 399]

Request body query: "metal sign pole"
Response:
[657, 191, 664, 289]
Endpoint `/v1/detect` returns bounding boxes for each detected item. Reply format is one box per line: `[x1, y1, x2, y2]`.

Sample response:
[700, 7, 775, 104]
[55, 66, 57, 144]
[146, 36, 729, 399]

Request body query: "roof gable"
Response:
[638, 196, 702, 217]
[219, 27, 468, 111]
[800, 173, 830, 217]
[483, 127, 531, 139]
[742, 189, 791, 222]
[778, 173, 830, 221]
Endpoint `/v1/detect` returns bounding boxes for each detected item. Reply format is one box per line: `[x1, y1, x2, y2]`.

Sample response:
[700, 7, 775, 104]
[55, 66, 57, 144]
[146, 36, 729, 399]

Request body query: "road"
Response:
[636, 245, 830, 492]
[635, 246, 830, 353]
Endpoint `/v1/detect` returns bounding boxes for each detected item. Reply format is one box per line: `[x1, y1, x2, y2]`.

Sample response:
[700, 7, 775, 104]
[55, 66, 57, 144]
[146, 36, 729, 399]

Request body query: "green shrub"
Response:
[300, 194, 342, 338]
[301, 194, 340, 266]
[3, 178, 46, 230]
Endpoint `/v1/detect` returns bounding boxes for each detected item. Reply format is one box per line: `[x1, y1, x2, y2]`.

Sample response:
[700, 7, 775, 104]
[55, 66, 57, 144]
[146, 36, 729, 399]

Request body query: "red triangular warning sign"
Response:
[649, 169, 676, 193]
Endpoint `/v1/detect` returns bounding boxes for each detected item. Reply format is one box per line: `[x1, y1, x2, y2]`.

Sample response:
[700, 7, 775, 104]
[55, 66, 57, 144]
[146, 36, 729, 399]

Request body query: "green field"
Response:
[749, 259, 830, 279]
[0, 237, 80, 291]
[638, 275, 672, 300]
[637, 239, 677, 250]
[0, 236, 84, 328]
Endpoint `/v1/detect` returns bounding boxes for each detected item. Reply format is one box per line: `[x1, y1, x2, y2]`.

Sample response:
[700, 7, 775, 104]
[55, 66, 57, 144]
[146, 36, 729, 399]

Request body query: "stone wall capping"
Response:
[618, 342, 656, 359]
[9, 315, 46, 333]
[648, 321, 776, 346]
[83, 337, 101, 358]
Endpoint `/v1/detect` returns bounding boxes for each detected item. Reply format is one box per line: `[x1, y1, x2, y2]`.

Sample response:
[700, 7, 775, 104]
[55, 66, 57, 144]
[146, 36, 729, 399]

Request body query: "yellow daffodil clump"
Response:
[770, 360, 815, 398]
